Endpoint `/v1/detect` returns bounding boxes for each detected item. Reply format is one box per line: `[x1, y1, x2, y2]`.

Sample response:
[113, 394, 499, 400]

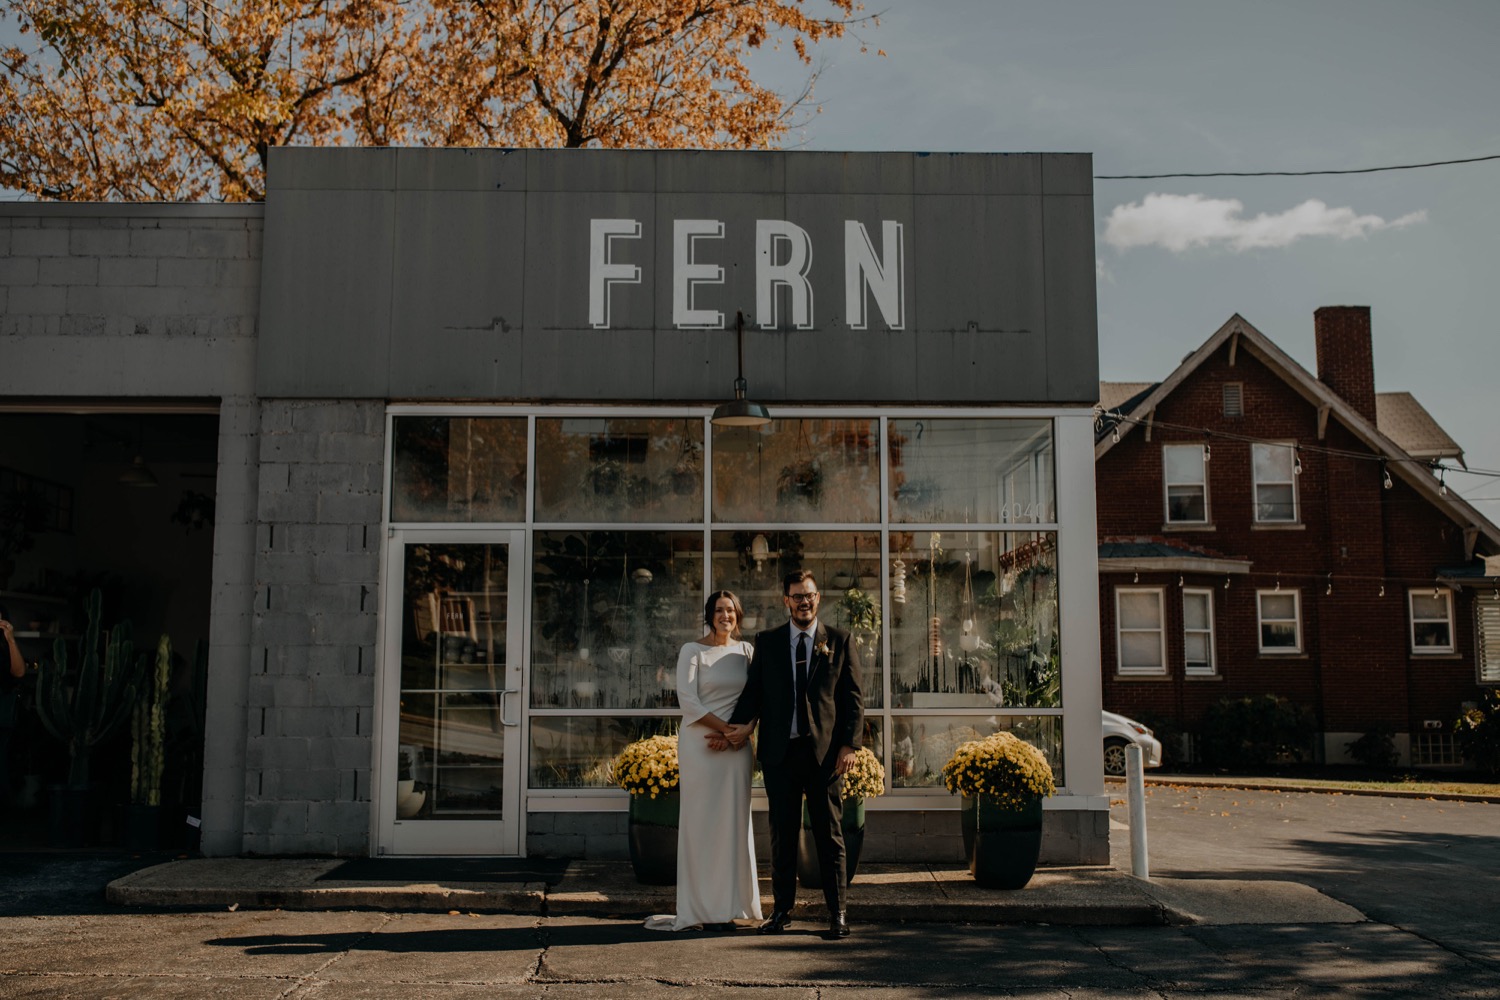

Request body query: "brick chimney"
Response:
[1314, 306, 1376, 422]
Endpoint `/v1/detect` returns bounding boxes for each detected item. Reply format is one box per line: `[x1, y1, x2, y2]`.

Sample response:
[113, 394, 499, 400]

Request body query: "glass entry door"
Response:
[379, 530, 525, 855]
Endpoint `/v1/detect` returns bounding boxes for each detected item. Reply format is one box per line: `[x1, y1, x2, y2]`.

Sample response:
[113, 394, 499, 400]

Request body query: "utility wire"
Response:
[1095, 153, 1500, 180]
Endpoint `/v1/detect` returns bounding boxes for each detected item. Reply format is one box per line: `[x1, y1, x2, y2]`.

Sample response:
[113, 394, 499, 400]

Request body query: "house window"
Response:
[1481, 592, 1500, 683]
[1116, 587, 1166, 675]
[1409, 588, 1455, 654]
[1257, 590, 1302, 653]
[1222, 383, 1243, 418]
[1252, 443, 1298, 523]
[1183, 588, 1216, 675]
[1163, 444, 1208, 523]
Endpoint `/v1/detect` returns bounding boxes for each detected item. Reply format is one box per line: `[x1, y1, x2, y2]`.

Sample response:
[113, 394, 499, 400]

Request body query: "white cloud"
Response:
[1103, 193, 1426, 253]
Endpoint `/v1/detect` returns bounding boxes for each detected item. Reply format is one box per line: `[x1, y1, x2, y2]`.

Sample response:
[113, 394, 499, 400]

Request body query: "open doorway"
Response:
[0, 408, 218, 850]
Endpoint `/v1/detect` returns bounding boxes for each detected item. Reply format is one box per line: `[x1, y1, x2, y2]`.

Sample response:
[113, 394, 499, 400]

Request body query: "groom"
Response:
[725, 569, 864, 939]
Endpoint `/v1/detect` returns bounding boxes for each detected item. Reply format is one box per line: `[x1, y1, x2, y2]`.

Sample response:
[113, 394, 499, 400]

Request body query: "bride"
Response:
[645, 590, 762, 931]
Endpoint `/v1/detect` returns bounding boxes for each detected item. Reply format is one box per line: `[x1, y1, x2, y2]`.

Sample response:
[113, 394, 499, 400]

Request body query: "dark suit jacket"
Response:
[730, 621, 864, 769]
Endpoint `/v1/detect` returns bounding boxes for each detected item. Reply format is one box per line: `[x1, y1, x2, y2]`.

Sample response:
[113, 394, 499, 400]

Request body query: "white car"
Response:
[1102, 711, 1163, 777]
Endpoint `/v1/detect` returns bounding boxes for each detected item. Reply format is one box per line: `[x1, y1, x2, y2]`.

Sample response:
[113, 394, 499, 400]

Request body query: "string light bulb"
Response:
[1293, 447, 1302, 476]
[1382, 465, 1393, 490]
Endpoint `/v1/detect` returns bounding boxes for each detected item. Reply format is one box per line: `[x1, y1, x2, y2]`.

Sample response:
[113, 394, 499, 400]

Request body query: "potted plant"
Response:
[799, 746, 885, 888]
[612, 733, 680, 884]
[942, 731, 1055, 889]
[836, 586, 881, 662]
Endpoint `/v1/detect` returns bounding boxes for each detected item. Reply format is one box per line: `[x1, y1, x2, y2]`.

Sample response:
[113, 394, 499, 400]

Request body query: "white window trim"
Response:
[1252, 441, 1299, 524]
[1116, 586, 1167, 675]
[1479, 591, 1500, 683]
[1163, 443, 1209, 525]
[1257, 588, 1303, 654]
[1183, 587, 1216, 675]
[1408, 588, 1456, 655]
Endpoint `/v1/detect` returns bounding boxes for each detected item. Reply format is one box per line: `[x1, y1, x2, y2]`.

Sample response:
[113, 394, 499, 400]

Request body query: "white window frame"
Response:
[1182, 587, 1216, 675]
[1256, 589, 1302, 654]
[1163, 444, 1209, 524]
[1478, 591, 1500, 683]
[1252, 442, 1299, 524]
[1408, 588, 1456, 654]
[1115, 586, 1166, 675]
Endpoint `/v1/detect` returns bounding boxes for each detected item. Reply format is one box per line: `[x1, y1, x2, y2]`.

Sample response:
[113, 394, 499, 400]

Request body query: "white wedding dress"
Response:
[644, 639, 762, 931]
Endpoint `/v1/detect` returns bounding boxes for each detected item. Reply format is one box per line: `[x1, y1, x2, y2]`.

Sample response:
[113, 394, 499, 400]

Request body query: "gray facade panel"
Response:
[388, 190, 528, 398]
[256, 190, 393, 395]
[258, 148, 1098, 404]
[1043, 194, 1102, 402]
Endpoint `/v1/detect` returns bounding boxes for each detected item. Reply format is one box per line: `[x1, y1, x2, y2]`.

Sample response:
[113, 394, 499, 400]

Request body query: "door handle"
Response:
[498, 688, 520, 728]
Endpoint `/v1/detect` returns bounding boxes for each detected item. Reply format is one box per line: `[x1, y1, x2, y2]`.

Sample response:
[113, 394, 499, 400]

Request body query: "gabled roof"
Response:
[1094, 313, 1500, 559]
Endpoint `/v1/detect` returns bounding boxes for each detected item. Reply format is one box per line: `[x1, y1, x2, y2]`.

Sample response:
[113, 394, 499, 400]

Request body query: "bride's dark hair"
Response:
[702, 590, 745, 635]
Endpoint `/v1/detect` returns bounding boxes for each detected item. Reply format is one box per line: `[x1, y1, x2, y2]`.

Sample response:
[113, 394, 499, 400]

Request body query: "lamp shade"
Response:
[711, 397, 772, 427]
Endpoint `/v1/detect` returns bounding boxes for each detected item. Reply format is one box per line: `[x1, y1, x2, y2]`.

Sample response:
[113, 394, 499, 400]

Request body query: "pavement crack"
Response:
[277, 912, 394, 999]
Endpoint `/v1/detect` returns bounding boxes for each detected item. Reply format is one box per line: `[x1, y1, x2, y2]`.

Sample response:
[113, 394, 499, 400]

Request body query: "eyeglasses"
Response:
[787, 593, 820, 605]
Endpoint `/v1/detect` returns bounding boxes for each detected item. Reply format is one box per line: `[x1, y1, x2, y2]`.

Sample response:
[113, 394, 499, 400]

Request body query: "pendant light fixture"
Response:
[710, 311, 771, 427]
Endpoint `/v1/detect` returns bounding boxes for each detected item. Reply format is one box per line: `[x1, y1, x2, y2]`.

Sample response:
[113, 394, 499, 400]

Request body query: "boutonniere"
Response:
[814, 637, 833, 658]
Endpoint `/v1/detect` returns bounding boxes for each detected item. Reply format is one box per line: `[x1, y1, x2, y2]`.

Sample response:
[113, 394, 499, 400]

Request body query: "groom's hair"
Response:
[781, 569, 817, 595]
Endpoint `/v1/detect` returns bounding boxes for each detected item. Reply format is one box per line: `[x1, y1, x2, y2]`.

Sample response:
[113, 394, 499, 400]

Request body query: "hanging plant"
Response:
[776, 458, 822, 507]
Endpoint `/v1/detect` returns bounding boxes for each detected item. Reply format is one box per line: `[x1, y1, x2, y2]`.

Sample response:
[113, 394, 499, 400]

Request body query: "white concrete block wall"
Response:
[241, 400, 385, 856]
[0, 205, 261, 398]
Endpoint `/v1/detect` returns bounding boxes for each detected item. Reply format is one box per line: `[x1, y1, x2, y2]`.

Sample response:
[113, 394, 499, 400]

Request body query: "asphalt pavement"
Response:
[3, 774, 1497, 998]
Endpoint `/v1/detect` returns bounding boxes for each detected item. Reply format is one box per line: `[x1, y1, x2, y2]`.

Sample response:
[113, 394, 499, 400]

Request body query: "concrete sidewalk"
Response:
[105, 858, 1365, 927]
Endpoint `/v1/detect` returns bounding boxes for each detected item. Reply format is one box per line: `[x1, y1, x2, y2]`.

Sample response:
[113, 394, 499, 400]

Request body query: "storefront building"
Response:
[3, 148, 1105, 862]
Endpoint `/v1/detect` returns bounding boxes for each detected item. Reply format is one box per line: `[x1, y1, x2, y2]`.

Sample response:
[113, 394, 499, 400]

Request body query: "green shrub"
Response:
[1198, 694, 1318, 769]
[1135, 712, 1187, 769]
[1345, 726, 1399, 769]
[1454, 689, 1500, 776]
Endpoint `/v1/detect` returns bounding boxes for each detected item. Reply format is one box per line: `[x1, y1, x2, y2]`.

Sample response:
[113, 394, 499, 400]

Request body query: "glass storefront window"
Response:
[536, 417, 703, 523]
[529, 716, 679, 789]
[712, 418, 879, 523]
[888, 418, 1054, 524]
[385, 408, 1076, 801]
[889, 531, 1058, 709]
[391, 416, 528, 522]
[710, 529, 884, 709]
[889, 714, 1063, 789]
[530, 531, 705, 709]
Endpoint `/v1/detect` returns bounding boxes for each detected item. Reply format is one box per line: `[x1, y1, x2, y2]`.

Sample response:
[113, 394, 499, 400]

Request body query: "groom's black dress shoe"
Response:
[825, 912, 851, 939]
[758, 910, 794, 934]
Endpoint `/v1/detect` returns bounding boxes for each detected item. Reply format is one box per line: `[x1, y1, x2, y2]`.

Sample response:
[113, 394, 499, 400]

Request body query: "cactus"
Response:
[35, 589, 145, 790]
[130, 634, 171, 806]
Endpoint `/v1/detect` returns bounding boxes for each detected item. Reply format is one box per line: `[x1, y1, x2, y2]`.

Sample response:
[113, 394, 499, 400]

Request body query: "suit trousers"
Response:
[763, 735, 845, 916]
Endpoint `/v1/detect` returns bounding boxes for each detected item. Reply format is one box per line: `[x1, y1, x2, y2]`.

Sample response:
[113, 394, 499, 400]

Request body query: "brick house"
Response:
[1095, 306, 1500, 767]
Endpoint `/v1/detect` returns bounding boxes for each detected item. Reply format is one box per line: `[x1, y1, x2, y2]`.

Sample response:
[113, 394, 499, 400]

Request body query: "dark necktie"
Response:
[795, 632, 810, 736]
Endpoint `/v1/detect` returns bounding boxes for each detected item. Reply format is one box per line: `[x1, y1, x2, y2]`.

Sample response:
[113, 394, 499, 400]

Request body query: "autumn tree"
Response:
[0, 0, 870, 202]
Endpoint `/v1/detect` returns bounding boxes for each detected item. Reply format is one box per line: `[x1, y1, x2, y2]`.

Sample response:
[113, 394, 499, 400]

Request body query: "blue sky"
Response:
[749, 0, 1500, 515]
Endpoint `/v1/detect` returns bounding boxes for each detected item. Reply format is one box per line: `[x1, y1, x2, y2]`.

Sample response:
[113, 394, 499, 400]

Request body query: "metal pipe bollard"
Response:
[1125, 742, 1150, 879]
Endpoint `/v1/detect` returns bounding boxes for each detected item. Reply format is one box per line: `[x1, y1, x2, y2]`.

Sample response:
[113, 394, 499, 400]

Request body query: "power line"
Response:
[1095, 153, 1500, 181]
[1094, 406, 1500, 483]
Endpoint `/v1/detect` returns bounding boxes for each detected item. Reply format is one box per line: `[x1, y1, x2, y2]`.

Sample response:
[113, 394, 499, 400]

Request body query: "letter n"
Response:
[845, 221, 906, 330]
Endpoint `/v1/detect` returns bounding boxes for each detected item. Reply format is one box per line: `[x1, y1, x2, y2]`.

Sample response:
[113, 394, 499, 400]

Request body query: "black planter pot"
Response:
[797, 797, 865, 889]
[962, 794, 1044, 890]
[627, 792, 680, 885]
